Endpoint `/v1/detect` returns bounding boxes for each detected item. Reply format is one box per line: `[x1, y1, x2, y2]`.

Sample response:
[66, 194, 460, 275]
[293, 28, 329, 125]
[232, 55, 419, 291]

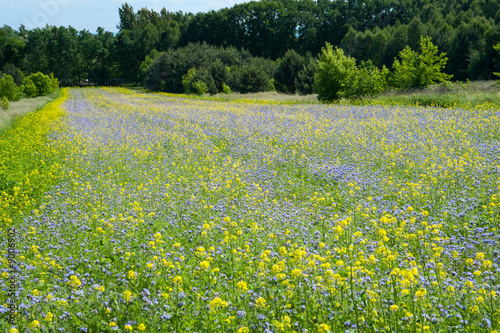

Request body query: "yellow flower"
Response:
[109, 322, 117, 327]
[123, 290, 132, 302]
[317, 323, 331, 332]
[44, 312, 54, 322]
[9, 328, 19, 333]
[124, 324, 133, 331]
[138, 323, 146, 331]
[236, 280, 248, 293]
[291, 268, 302, 277]
[200, 260, 210, 270]
[255, 297, 266, 308]
[30, 320, 40, 329]
[127, 270, 137, 279]
[105, 307, 111, 314]
[237, 327, 249, 333]
[390, 304, 399, 311]
[173, 276, 183, 285]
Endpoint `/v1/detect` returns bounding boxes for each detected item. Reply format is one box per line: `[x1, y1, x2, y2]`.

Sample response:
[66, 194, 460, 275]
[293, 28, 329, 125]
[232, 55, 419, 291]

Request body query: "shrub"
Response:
[342, 61, 388, 99]
[27, 72, 54, 96]
[21, 78, 37, 98]
[222, 83, 232, 94]
[192, 80, 208, 95]
[391, 36, 452, 90]
[314, 43, 357, 102]
[0, 74, 22, 101]
[182, 68, 196, 94]
[1, 96, 9, 110]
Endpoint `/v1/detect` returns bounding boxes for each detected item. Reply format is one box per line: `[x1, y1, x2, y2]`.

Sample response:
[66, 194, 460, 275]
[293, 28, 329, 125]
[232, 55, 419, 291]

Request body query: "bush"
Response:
[1, 96, 9, 110]
[391, 36, 452, 90]
[342, 61, 388, 99]
[182, 68, 196, 94]
[28, 72, 53, 96]
[314, 43, 357, 102]
[222, 83, 232, 94]
[192, 80, 208, 95]
[0, 74, 22, 101]
[21, 78, 37, 98]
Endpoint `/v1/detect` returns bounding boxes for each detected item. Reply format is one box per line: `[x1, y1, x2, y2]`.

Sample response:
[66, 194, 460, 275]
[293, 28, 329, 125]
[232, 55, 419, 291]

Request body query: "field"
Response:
[1, 87, 500, 333]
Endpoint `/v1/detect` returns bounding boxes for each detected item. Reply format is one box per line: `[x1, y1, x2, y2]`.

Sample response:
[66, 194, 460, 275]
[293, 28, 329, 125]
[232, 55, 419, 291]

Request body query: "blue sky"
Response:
[0, 0, 249, 32]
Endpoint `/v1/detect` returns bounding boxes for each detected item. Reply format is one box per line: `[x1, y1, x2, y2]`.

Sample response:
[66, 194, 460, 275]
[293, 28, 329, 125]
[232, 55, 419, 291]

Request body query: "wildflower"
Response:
[200, 260, 210, 270]
[69, 275, 81, 288]
[138, 324, 146, 331]
[124, 325, 133, 331]
[109, 322, 117, 327]
[9, 328, 19, 333]
[237, 281, 248, 293]
[255, 297, 266, 308]
[291, 268, 302, 277]
[123, 290, 132, 302]
[127, 270, 137, 279]
[390, 304, 399, 311]
[30, 321, 40, 329]
[318, 323, 331, 332]
[44, 312, 54, 322]
[173, 276, 183, 285]
[237, 328, 249, 333]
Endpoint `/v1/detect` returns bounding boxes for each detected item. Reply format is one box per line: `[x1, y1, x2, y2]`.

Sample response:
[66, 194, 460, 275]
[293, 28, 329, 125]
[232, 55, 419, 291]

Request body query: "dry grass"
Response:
[0, 92, 59, 133]
[209, 91, 320, 103]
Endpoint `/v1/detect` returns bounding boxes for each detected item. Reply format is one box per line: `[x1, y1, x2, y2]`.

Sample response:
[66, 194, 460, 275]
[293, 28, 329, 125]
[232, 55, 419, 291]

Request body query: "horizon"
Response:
[0, 0, 249, 33]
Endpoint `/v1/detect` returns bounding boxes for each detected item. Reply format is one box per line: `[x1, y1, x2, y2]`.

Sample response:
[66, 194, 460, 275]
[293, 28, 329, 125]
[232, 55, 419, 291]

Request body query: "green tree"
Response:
[2, 63, 24, 86]
[391, 36, 452, 89]
[0, 74, 22, 101]
[343, 61, 388, 98]
[314, 43, 357, 102]
[274, 49, 305, 94]
[295, 54, 316, 95]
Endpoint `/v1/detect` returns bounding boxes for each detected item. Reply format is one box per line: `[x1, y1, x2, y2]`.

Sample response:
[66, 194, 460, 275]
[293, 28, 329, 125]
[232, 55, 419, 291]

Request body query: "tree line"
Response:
[1, 0, 500, 95]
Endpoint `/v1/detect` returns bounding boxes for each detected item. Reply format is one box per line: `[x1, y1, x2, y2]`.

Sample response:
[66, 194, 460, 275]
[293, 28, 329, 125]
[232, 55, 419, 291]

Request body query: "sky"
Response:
[0, 0, 249, 33]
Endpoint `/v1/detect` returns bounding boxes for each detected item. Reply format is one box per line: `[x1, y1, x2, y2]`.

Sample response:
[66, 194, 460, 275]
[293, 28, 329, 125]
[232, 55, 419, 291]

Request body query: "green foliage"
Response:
[2, 63, 24, 86]
[295, 55, 316, 95]
[27, 72, 51, 96]
[222, 83, 232, 94]
[146, 43, 274, 95]
[1, 96, 9, 110]
[314, 43, 357, 102]
[182, 68, 196, 94]
[21, 78, 37, 98]
[342, 61, 388, 99]
[391, 36, 452, 90]
[192, 80, 208, 95]
[0, 74, 22, 101]
[268, 78, 276, 92]
[274, 49, 305, 94]
[494, 43, 500, 78]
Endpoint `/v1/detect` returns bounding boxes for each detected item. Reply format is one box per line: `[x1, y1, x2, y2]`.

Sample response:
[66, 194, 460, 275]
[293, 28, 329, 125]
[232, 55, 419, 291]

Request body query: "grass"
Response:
[0, 91, 60, 133]
[365, 80, 500, 108]
[142, 80, 500, 108]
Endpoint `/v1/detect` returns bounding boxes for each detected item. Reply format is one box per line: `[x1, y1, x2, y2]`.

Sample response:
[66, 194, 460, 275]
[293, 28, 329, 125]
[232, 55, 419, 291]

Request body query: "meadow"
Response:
[1, 87, 499, 333]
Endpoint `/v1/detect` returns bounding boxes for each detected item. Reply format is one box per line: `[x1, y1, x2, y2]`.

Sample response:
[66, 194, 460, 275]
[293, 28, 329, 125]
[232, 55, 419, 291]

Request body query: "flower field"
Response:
[1, 87, 500, 332]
